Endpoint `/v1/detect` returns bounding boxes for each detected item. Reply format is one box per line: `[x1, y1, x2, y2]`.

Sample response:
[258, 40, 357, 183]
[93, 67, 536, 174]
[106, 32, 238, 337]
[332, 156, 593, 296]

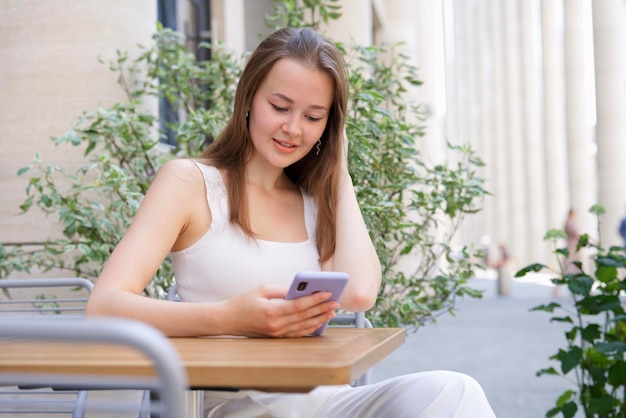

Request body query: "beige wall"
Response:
[0, 0, 156, 244]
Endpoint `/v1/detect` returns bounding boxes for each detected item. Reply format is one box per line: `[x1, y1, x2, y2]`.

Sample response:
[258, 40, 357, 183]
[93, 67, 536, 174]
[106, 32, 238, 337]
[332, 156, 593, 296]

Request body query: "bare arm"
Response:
[86, 159, 337, 337]
[324, 133, 382, 312]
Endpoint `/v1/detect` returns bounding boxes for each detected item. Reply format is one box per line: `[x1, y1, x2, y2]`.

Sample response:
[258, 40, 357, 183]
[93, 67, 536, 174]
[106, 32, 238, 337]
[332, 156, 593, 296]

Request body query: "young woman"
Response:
[86, 26, 495, 417]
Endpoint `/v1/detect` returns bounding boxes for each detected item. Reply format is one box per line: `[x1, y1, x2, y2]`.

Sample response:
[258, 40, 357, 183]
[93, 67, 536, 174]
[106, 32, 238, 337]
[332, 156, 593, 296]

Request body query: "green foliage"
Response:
[1, 2, 487, 327]
[265, 0, 342, 29]
[518, 206, 626, 417]
[341, 41, 486, 327]
[0, 24, 242, 298]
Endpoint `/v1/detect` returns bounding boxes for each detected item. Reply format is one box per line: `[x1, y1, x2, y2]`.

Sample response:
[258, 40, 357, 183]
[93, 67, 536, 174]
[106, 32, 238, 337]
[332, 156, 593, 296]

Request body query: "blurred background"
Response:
[2, 0, 625, 274]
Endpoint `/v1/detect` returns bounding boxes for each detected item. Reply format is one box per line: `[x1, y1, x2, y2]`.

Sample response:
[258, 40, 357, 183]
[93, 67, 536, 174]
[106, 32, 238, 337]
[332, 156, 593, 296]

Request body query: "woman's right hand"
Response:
[222, 285, 339, 338]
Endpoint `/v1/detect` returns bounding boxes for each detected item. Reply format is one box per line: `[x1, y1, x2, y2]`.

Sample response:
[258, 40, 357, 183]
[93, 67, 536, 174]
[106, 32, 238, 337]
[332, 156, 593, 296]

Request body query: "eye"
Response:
[271, 104, 287, 112]
[306, 115, 322, 122]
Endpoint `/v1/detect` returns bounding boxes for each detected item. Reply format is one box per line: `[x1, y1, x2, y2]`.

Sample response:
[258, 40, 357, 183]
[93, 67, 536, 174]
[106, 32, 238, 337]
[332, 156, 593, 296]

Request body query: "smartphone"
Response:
[285, 271, 349, 336]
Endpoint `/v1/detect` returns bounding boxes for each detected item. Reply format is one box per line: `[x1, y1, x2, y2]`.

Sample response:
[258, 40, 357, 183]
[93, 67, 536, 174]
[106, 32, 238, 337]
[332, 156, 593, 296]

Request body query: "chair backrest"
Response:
[329, 312, 373, 328]
[0, 277, 154, 417]
[0, 277, 93, 319]
[0, 318, 188, 417]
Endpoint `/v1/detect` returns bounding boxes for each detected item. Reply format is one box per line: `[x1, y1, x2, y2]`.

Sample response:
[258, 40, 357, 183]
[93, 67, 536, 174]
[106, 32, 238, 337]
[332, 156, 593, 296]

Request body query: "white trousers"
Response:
[205, 370, 496, 418]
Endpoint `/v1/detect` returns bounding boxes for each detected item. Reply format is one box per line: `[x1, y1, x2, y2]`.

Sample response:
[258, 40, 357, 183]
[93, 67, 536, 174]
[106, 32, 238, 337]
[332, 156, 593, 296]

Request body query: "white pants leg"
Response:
[314, 371, 496, 418]
[206, 370, 496, 418]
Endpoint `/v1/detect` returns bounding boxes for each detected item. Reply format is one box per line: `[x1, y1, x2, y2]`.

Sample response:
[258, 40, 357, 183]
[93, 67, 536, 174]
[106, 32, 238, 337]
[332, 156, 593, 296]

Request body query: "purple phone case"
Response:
[285, 271, 349, 336]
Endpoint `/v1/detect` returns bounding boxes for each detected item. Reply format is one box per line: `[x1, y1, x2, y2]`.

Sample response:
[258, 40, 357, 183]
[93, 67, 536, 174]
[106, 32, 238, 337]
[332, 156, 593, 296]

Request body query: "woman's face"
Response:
[248, 58, 334, 169]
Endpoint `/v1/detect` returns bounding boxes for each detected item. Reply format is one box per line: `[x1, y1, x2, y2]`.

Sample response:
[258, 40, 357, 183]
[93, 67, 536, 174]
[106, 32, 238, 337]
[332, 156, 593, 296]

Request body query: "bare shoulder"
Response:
[151, 158, 205, 192]
[137, 159, 205, 213]
[150, 159, 212, 251]
[157, 158, 203, 179]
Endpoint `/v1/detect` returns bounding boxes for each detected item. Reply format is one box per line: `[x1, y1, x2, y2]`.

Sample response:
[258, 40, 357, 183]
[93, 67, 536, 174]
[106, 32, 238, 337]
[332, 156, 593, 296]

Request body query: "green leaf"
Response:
[530, 302, 561, 313]
[589, 204, 605, 215]
[587, 395, 616, 415]
[577, 294, 621, 315]
[544, 229, 567, 240]
[580, 323, 601, 343]
[555, 390, 576, 406]
[66, 130, 82, 146]
[16, 166, 31, 176]
[596, 341, 626, 356]
[607, 362, 626, 385]
[550, 316, 573, 324]
[560, 401, 578, 418]
[84, 141, 97, 156]
[547, 390, 577, 418]
[557, 347, 582, 374]
[596, 256, 623, 268]
[537, 367, 559, 377]
[567, 275, 594, 295]
[595, 264, 617, 283]
[515, 263, 546, 277]
[19, 196, 34, 213]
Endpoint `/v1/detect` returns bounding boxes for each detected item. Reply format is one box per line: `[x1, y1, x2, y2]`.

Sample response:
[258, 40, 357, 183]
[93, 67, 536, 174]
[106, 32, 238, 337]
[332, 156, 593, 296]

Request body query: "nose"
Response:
[281, 114, 302, 137]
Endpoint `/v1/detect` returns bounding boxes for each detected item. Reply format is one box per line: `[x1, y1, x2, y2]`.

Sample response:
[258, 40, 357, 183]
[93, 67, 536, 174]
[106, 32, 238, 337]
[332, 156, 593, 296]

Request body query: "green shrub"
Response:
[518, 204, 626, 417]
[1, 0, 487, 328]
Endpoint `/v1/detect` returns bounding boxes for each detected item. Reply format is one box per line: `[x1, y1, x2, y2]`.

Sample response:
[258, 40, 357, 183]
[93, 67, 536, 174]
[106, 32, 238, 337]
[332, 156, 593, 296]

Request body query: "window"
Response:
[157, 0, 212, 146]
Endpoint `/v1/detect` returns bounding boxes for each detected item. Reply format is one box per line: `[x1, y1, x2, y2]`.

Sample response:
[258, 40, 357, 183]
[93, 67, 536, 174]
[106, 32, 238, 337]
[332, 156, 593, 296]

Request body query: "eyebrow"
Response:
[271, 93, 329, 111]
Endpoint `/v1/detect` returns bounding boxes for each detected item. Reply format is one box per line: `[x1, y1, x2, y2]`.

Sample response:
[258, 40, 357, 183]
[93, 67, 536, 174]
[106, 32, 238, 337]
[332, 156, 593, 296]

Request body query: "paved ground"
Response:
[371, 271, 581, 418]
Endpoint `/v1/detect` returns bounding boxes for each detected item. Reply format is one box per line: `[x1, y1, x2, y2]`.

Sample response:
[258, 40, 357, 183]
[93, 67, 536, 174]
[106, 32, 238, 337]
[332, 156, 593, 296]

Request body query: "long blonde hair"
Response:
[199, 27, 348, 262]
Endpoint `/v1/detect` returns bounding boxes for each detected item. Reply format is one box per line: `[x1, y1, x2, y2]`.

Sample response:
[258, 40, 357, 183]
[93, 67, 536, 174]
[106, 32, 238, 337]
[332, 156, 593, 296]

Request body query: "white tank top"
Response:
[170, 161, 321, 303]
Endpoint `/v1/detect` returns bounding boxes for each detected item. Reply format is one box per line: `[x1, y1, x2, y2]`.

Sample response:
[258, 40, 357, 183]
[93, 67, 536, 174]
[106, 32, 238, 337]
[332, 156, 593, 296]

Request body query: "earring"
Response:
[315, 139, 321, 156]
[245, 111, 249, 119]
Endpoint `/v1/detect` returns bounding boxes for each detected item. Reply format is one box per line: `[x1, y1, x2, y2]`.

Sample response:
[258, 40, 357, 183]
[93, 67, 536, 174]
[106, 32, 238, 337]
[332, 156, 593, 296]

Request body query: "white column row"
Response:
[564, 0, 597, 236]
[433, 0, 625, 266]
[592, 0, 626, 247]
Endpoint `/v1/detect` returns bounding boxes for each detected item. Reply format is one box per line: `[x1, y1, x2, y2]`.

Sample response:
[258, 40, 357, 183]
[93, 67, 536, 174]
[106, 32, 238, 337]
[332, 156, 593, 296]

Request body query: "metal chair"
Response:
[0, 277, 93, 319]
[0, 318, 187, 417]
[0, 277, 94, 416]
[0, 277, 155, 416]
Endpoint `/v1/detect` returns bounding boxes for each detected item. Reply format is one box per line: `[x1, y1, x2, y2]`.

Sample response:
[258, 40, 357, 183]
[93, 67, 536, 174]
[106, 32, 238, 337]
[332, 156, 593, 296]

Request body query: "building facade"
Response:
[1, 0, 625, 274]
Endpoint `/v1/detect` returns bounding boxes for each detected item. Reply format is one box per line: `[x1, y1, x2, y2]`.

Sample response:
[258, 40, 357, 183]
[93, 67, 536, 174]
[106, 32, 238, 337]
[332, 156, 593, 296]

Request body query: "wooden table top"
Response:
[0, 327, 405, 392]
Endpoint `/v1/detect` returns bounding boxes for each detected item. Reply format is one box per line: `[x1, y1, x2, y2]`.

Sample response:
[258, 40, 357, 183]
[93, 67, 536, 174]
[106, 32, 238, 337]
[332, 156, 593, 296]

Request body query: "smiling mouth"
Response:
[274, 139, 296, 148]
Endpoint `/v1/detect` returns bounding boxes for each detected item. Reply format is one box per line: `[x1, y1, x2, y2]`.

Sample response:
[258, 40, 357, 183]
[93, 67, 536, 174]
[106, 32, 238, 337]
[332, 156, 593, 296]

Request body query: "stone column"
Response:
[503, 0, 529, 267]
[467, 1, 487, 247]
[476, 0, 498, 247]
[443, 0, 459, 163]
[210, 0, 245, 53]
[381, 0, 420, 112]
[563, 0, 597, 234]
[384, 0, 449, 276]
[0, 0, 157, 244]
[520, 0, 548, 264]
[592, 0, 626, 247]
[489, 0, 512, 260]
[541, 0, 570, 271]
[415, 0, 447, 165]
[540, 0, 570, 270]
[454, 0, 484, 247]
